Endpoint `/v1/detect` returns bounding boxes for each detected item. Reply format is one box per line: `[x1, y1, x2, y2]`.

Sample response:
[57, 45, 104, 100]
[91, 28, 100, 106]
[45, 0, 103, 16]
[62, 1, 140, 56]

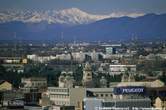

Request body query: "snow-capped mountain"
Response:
[0, 8, 144, 25]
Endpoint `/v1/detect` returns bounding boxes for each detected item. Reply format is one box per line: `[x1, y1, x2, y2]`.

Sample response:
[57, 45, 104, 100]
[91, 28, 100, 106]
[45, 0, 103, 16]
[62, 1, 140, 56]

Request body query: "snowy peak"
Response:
[0, 8, 144, 25]
[58, 8, 86, 14]
[54, 8, 110, 24]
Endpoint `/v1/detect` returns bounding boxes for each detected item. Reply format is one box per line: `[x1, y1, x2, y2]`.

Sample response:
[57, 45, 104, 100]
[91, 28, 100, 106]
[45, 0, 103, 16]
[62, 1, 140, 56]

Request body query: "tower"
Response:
[82, 62, 93, 87]
[100, 76, 107, 88]
[58, 71, 75, 88]
[128, 72, 135, 82]
[64, 71, 75, 88]
[121, 73, 128, 82]
[58, 71, 66, 88]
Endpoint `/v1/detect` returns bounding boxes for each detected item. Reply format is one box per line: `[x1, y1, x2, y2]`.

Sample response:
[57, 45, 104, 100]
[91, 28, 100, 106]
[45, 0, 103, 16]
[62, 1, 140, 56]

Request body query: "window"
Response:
[110, 94, 113, 97]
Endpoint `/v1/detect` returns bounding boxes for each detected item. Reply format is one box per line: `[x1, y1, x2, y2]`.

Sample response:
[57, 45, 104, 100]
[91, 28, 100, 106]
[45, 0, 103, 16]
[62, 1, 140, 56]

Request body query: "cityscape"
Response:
[0, 0, 166, 110]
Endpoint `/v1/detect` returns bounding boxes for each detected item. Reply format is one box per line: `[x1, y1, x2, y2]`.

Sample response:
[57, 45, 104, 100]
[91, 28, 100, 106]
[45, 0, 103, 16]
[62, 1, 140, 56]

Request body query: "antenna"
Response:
[13, 32, 17, 58]
[61, 32, 64, 44]
[73, 36, 76, 45]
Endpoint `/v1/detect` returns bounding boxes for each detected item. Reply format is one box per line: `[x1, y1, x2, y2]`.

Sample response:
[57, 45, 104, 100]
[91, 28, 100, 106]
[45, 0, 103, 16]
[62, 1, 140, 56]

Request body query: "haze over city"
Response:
[0, 1, 166, 110]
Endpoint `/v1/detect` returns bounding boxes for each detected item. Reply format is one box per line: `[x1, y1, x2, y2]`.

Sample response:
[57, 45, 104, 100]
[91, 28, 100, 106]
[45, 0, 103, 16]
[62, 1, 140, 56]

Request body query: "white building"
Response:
[71, 52, 85, 62]
[83, 98, 103, 110]
[117, 79, 164, 88]
[58, 71, 75, 88]
[47, 87, 86, 110]
[109, 65, 136, 76]
[21, 77, 47, 89]
[27, 54, 56, 63]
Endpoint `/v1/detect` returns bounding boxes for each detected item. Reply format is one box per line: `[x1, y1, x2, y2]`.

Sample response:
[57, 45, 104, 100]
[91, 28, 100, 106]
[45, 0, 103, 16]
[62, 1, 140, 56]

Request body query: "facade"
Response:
[83, 98, 103, 110]
[20, 87, 42, 106]
[58, 71, 75, 88]
[109, 65, 136, 75]
[82, 63, 94, 88]
[99, 76, 107, 88]
[121, 72, 135, 82]
[109, 65, 136, 76]
[154, 97, 166, 109]
[0, 90, 24, 108]
[21, 77, 47, 89]
[50, 106, 75, 110]
[105, 47, 116, 54]
[0, 80, 12, 91]
[47, 87, 86, 110]
[86, 88, 114, 100]
[117, 79, 164, 88]
[102, 98, 151, 110]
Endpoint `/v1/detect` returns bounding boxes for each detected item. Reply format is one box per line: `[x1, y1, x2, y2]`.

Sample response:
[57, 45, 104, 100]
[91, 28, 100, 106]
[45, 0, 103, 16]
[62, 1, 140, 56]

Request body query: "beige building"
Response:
[0, 80, 12, 91]
[117, 79, 164, 88]
[58, 71, 75, 88]
[47, 87, 86, 110]
[21, 77, 47, 90]
[86, 88, 114, 100]
[82, 63, 94, 87]
[154, 97, 166, 109]
[109, 64, 136, 76]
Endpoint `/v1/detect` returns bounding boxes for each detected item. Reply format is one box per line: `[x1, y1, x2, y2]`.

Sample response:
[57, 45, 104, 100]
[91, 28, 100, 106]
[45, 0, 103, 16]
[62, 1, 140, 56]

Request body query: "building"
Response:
[121, 72, 135, 82]
[58, 71, 75, 88]
[102, 98, 151, 110]
[83, 93, 151, 110]
[109, 65, 136, 76]
[0, 80, 12, 91]
[22, 88, 42, 106]
[72, 52, 85, 62]
[113, 86, 147, 100]
[50, 105, 75, 110]
[47, 87, 86, 110]
[86, 88, 114, 100]
[27, 54, 57, 63]
[99, 76, 107, 88]
[82, 63, 94, 88]
[83, 98, 103, 110]
[21, 77, 47, 90]
[146, 86, 166, 106]
[117, 79, 164, 88]
[105, 47, 116, 54]
[0, 90, 24, 108]
[154, 97, 166, 109]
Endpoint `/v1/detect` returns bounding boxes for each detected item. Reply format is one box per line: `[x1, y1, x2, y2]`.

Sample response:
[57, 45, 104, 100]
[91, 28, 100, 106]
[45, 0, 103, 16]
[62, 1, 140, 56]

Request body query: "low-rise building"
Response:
[0, 80, 12, 91]
[154, 97, 166, 109]
[47, 87, 86, 110]
[102, 98, 151, 110]
[117, 79, 164, 88]
[86, 88, 114, 100]
[109, 64, 136, 76]
[21, 77, 47, 90]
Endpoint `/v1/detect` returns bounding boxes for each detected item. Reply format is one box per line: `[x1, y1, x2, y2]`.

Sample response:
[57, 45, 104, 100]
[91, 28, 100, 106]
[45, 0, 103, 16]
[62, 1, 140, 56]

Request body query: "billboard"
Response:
[114, 86, 145, 95]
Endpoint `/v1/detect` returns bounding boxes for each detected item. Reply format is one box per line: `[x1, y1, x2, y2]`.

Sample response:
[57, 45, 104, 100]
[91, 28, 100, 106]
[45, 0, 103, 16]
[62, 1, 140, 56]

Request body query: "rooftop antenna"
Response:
[73, 36, 76, 45]
[13, 32, 17, 58]
[61, 32, 64, 44]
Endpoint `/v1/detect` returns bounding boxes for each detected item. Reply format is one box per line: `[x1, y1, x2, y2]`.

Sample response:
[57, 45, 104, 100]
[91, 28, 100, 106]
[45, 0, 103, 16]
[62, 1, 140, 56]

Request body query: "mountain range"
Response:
[0, 8, 165, 41]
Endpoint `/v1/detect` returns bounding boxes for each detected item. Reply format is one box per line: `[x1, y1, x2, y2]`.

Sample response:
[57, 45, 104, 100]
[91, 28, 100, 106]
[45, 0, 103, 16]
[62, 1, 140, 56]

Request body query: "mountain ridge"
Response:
[0, 8, 144, 25]
[0, 13, 165, 41]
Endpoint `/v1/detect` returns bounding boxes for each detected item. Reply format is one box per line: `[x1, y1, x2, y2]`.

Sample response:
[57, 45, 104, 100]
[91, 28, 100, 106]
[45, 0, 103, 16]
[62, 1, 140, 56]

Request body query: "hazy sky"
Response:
[0, 0, 166, 14]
